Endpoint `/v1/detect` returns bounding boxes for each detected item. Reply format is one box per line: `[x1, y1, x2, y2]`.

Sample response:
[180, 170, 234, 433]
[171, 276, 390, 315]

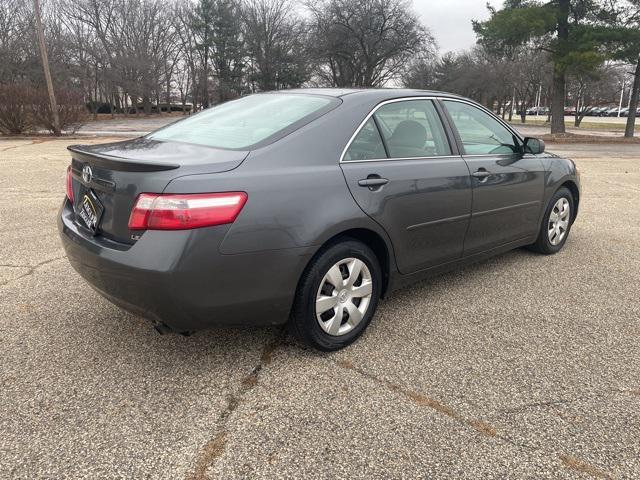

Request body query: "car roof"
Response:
[282, 87, 467, 101]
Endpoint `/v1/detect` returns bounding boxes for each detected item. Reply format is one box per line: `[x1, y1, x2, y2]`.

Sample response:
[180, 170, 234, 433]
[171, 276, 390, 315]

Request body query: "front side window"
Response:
[374, 100, 451, 158]
[148, 93, 335, 149]
[443, 100, 520, 155]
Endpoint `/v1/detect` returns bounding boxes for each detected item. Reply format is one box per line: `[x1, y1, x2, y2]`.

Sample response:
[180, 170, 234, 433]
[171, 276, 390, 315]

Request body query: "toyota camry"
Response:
[59, 89, 580, 350]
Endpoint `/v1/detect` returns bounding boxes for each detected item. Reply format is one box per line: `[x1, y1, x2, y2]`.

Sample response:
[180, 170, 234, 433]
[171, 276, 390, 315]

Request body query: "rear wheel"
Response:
[528, 187, 574, 254]
[290, 239, 381, 351]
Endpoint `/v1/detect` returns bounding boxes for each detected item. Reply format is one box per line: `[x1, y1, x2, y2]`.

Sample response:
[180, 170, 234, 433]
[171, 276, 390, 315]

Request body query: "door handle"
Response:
[358, 177, 389, 188]
[472, 169, 491, 179]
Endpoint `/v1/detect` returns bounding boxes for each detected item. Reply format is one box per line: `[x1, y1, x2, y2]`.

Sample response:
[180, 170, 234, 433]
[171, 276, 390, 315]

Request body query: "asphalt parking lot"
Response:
[1, 138, 639, 479]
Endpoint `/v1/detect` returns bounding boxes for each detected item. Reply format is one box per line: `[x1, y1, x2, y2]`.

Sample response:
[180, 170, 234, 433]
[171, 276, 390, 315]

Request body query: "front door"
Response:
[441, 99, 545, 256]
[340, 99, 472, 274]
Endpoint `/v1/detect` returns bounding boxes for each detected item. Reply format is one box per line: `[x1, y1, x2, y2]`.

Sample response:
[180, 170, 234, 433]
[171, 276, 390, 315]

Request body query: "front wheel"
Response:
[528, 187, 574, 254]
[290, 239, 381, 351]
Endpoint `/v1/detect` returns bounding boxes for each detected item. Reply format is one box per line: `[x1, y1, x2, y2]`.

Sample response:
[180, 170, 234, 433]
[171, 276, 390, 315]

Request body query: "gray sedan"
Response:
[59, 89, 580, 350]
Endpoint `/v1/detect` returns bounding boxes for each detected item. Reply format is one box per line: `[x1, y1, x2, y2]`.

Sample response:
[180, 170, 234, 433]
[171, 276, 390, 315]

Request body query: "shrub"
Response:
[0, 85, 88, 135]
[0, 84, 37, 134]
[32, 89, 88, 134]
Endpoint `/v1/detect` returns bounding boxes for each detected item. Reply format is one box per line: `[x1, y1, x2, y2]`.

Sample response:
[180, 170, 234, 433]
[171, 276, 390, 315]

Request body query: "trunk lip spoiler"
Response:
[68, 145, 180, 172]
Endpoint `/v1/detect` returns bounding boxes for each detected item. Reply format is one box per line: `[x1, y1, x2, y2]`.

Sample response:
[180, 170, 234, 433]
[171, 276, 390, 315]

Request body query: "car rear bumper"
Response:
[58, 199, 313, 332]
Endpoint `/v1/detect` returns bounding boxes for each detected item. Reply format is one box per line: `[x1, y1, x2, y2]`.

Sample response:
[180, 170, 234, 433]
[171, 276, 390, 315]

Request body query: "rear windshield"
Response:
[148, 93, 336, 149]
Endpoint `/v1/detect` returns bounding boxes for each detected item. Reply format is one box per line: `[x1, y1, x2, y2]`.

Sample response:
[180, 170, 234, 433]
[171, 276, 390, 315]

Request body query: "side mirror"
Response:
[524, 137, 545, 155]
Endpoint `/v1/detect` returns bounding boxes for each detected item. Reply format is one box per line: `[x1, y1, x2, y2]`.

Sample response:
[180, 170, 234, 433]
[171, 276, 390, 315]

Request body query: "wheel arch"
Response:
[304, 228, 393, 298]
[559, 180, 580, 222]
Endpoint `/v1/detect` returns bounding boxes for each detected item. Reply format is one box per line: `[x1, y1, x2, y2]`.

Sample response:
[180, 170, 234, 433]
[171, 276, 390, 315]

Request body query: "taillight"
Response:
[128, 192, 248, 231]
[66, 165, 74, 202]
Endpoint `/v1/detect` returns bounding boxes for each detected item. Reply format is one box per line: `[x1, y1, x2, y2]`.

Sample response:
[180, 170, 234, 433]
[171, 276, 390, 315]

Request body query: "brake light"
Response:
[66, 165, 74, 202]
[128, 192, 248, 230]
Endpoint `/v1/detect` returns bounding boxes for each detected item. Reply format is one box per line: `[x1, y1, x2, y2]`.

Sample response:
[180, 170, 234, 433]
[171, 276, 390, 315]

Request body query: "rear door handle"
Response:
[358, 177, 389, 187]
[472, 169, 491, 179]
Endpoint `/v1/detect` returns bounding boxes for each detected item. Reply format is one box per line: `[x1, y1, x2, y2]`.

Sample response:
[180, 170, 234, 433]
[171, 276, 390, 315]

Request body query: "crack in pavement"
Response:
[498, 387, 640, 416]
[334, 358, 500, 439]
[0, 256, 67, 287]
[187, 330, 286, 480]
[332, 356, 616, 479]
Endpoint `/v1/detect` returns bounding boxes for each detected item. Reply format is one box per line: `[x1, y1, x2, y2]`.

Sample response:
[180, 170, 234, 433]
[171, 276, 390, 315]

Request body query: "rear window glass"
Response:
[148, 94, 335, 149]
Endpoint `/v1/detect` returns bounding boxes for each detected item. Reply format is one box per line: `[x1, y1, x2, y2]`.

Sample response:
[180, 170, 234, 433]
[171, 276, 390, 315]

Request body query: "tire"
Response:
[528, 187, 574, 254]
[290, 239, 382, 351]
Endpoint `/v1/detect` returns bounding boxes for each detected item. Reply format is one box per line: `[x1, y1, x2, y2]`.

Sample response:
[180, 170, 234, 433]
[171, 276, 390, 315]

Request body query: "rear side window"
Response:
[148, 94, 335, 149]
[374, 100, 451, 158]
[443, 100, 520, 155]
[343, 118, 387, 161]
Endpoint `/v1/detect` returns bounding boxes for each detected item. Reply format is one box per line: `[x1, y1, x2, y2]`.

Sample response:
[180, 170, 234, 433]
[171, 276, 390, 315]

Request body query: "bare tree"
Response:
[568, 64, 622, 126]
[62, 0, 176, 114]
[243, 0, 311, 91]
[403, 44, 555, 125]
[509, 49, 551, 123]
[172, 1, 201, 110]
[307, 0, 433, 87]
[402, 47, 513, 110]
[0, 0, 37, 84]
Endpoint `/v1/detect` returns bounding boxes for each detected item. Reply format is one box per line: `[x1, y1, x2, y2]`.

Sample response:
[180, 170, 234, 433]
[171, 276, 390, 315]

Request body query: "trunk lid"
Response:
[68, 138, 248, 244]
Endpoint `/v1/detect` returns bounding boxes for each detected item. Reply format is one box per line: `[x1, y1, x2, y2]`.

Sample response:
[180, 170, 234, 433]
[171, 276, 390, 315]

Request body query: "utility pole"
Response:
[34, 0, 60, 135]
[510, 88, 515, 119]
[617, 78, 626, 118]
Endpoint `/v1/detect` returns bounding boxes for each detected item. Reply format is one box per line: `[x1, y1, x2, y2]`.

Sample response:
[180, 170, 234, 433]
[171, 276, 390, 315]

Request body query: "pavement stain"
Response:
[188, 433, 227, 480]
[559, 454, 612, 479]
[336, 357, 498, 438]
[17, 302, 35, 314]
[259, 338, 279, 366]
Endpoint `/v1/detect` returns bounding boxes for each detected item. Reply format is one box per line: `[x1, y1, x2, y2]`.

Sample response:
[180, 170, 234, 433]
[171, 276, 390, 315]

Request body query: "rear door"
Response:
[340, 98, 472, 274]
[440, 99, 545, 255]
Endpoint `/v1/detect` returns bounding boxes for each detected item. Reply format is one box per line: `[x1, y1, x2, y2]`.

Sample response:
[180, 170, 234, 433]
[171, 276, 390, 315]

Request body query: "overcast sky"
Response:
[413, 0, 497, 53]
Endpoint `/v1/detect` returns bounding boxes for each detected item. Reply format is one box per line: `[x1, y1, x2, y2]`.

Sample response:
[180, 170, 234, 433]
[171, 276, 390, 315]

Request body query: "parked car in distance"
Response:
[588, 106, 606, 116]
[526, 106, 549, 115]
[59, 89, 581, 351]
[579, 106, 597, 116]
[594, 106, 619, 117]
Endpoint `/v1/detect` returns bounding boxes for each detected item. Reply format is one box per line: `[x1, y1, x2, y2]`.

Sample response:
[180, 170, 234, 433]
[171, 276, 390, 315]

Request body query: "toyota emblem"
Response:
[82, 165, 92, 184]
